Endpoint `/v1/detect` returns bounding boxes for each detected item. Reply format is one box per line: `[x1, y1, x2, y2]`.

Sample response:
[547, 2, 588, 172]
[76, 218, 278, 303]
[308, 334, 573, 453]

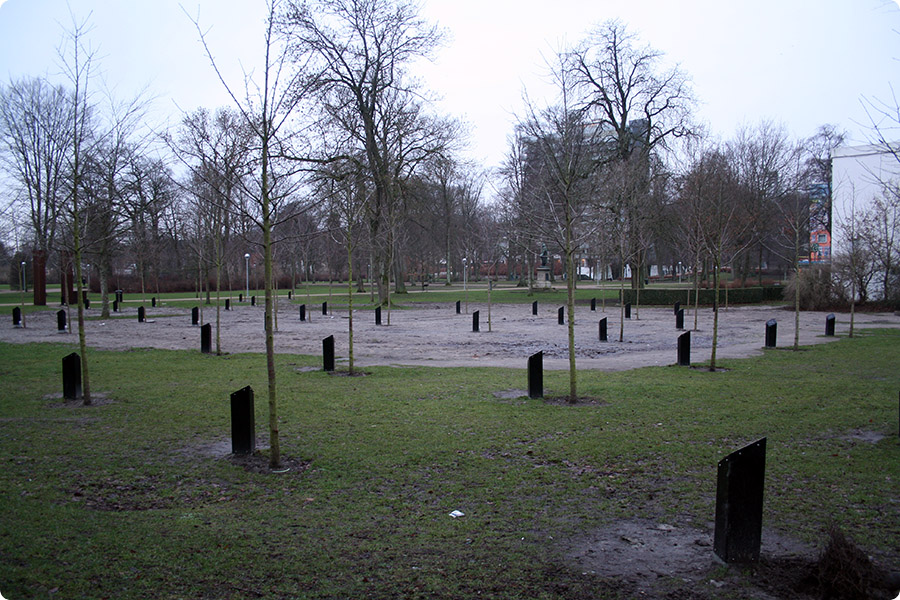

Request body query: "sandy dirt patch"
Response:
[3, 300, 899, 370]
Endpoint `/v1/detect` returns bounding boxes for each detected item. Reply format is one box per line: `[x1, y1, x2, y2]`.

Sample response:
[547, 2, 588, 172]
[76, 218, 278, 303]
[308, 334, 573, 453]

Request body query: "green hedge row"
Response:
[605, 286, 783, 306]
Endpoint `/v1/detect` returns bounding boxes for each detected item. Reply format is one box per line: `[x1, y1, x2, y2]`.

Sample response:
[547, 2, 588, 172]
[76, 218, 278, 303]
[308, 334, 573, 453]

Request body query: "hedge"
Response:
[607, 286, 783, 306]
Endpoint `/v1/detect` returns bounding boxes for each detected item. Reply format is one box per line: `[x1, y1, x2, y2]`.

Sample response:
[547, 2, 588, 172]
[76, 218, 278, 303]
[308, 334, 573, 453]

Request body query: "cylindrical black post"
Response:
[288, 291, 292, 300]
[201, 323, 211, 354]
[599, 317, 608, 342]
[676, 308, 684, 330]
[456, 300, 461, 314]
[299, 304, 306, 321]
[765, 319, 777, 348]
[151, 297, 157, 308]
[113, 300, 119, 313]
[825, 313, 835, 336]
[83, 296, 90, 310]
[591, 298, 596, 311]
[322, 301, 328, 316]
[528, 351, 543, 399]
[230, 386, 256, 455]
[57, 309, 67, 332]
[138, 306, 145, 323]
[558, 307, 564, 325]
[472, 310, 480, 332]
[375, 306, 382, 325]
[62, 352, 82, 400]
[532, 301, 538, 316]
[674, 301, 681, 315]
[323, 335, 335, 372]
[714, 438, 767, 563]
[192, 306, 199, 326]
[677, 331, 691, 366]
[116, 290, 123, 303]
[625, 303, 631, 319]
[13, 307, 22, 328]
[225, 299, 231, 311]
[239, 293, 243, 303]
[251, 296, 256, 307]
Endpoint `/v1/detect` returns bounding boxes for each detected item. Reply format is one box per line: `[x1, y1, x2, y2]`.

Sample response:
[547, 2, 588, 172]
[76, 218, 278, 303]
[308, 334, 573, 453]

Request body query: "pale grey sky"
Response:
[0, 0, 898, 171]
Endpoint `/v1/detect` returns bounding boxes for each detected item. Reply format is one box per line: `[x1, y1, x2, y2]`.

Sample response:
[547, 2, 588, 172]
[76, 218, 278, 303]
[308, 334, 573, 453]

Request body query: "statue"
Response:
[540, 244, 549, 267]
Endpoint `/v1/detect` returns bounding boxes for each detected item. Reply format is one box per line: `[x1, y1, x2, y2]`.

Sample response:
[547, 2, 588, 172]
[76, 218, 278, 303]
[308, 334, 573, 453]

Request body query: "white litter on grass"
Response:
[448, 510, 465, 518]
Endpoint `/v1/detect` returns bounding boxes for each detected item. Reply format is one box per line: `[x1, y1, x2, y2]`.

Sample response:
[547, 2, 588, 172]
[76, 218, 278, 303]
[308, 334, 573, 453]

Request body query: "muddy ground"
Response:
[4, 300, 900, 371]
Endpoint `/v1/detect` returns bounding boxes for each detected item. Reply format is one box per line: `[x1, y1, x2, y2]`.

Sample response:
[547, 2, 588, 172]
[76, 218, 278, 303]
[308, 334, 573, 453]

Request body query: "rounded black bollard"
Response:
[528, 351, 543, 399]
[375, 306, 382, 325]
[13, 306, 22, 328]
[532, 301, 538, 316]
[230, 386, 256, 455]
[472, 310, 480, 332]
[625, 303, 631, 319]
[251, 296, 256, 307]
[322, 301, 328, 316]
[674, 301, 681, 315]
[825, 313, 835, 336]
[299, 304, 306, 321]
[456, 300, 461, 314]
[288, 291, 292, 300]
[677, 331, 691, 366]
[323, 335, 335, 372]
[192, 306, 200, 326]
[599, 317, 608, 342]
[225, 299, 231, 311]
[558, 307, 565, 325]
[57, 309, 67, 332]
[113, 300, 119, 313]
[676, 308, 684, 330]
[239, 293, 243, 303]
[714, 438, 767, 563]
[591, 298, 596, 311]
[765, 319, 777, 348]
[138, 306, 145, 323]
[151, 297, 157, 308]
[201, 323, 212, 354]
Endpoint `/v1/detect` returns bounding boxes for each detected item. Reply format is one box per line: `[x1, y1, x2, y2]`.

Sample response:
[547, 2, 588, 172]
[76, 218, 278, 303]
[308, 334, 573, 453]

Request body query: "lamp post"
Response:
[20, 261, 26, 327]
[244, 253, 251, 301]
[462, 256, 468, 314]
[678, 261, 682, 283]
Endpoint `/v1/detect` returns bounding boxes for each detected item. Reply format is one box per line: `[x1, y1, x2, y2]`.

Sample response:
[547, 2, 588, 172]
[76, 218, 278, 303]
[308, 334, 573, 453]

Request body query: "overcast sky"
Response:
[0, 0, 898, 173]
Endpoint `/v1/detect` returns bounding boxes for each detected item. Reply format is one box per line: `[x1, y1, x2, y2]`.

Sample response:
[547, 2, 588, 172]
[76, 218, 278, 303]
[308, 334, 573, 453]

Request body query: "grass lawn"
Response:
[0, 327, 897, 599]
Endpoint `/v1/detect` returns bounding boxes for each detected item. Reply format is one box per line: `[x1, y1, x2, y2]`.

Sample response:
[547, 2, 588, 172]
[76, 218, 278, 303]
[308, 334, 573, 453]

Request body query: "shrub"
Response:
[783, 267, 835, 311]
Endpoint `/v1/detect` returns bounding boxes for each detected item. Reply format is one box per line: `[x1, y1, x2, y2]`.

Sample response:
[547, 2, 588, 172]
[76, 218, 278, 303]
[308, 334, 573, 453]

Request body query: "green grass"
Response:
[0, 327, 898, 599]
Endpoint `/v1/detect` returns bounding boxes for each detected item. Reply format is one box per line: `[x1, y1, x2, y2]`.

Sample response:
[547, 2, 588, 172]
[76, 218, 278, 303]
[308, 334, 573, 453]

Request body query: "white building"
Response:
[831, 142, 900, 256]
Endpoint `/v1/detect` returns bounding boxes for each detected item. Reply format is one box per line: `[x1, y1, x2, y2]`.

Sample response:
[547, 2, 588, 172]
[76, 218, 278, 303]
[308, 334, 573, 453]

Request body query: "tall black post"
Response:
[62, 352, 82, 400]
[151, 297, 157, 308]
[299, 304, 306, 322]
[532, 301, 538, 316]
[251, 296, 256, 307]
[116, 290, 123, 303]
[625, 303, 631, 319]
[825, 313, 835, 336]
[528, 351, 543, 399]
[676, 308, 684, 330]
[239, 293, 243, 303]
[57, 309, 67, 332]
[201, 323, 211, 354]
[192, 306, 199, 326]
[677, 331, 691, 366]
[138, 306, 145, 323]
[714, 438, 767, 563]
[323, 335, 335, 372]
[674, 301, 681, 315]
[230, 386, 256, 455]
[558, 307, 564, 325]
[375, 306, 382, 325]
[472, 310, 480, 332]
[456, 300, 461, 314]
[225, 299, 231, 311]
[322, 301, 328, 316]
[83, 296, 90, 310]
[13, 307, 22, 328]
[288, 291, 292, 300]
[112, 300, 119, 313]
[765, 319, 777, 348]
[590, 298, 596, 311]
[599, 317, 608, 342]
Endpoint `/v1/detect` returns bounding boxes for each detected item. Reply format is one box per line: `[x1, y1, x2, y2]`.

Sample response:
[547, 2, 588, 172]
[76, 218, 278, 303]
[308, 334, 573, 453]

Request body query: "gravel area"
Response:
[5, 299, 899, 370]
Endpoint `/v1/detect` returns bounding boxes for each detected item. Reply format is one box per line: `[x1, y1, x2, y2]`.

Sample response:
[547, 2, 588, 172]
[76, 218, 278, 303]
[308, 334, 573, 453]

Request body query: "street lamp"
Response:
[678, 261, 682, 283]
[244, 253, 251, 301]
[462, 256, 468, 313]
[20, 261, 26, 327]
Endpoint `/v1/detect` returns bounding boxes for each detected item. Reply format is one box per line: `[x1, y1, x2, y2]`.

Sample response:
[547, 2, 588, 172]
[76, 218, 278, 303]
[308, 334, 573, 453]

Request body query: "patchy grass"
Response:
[0, 329, 898, 599]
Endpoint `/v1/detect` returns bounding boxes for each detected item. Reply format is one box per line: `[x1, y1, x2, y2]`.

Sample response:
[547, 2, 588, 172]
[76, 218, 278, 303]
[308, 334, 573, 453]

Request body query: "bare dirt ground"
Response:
[4, 299, 900, 371]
